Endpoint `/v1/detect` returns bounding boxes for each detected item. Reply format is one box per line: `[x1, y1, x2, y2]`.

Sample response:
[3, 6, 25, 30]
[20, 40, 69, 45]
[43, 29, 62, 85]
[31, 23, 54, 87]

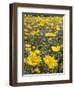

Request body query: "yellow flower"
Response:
[43, 55, 58, 69]
[35, 49, 41, 54]
[25, 33, 29, 36]
[24, 29, 28, 32]
[25, 52, 41, 66]
[51, 46, 61, 52]
[34, 67, 40, 73]
[27, 25, 32, 29]
[39, 23, 44, 26]
[54, 16, 63, 24]
[32, 46, 36, 49]
[45, 33, 56, 37]
[50, 23, 54, 29]
[25, 44, 31, 47]
[31, 31, 38, 36]
[25, 48, 31, 51]
[55, 25, 60, 30]
[37, 29, 40, 33]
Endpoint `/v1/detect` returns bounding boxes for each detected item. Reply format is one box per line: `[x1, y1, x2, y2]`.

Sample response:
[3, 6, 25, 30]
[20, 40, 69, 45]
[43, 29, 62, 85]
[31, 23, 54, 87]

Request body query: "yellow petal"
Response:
[35, 49, 41, 54]
[45, 33, 56, 37]
[51, 46, 61, 52]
